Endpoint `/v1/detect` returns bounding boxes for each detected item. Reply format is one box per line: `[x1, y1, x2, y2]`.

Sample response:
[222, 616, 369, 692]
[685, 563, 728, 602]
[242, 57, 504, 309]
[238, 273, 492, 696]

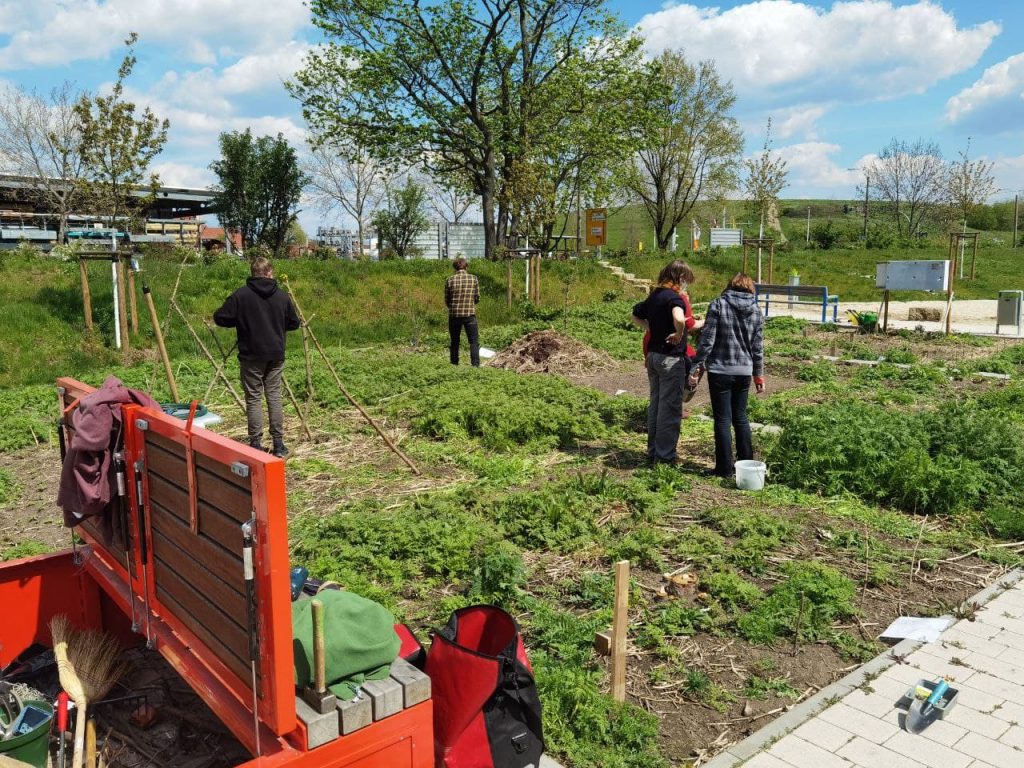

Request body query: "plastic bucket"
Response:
[0, 699, 53, 768]
[735, 460, 767, 491]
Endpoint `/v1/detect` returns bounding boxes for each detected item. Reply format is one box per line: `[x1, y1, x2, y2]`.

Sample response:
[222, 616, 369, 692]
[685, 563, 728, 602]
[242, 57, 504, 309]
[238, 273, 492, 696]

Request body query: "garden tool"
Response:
[242, 520, 260, 756]
[905, 678, 949, 734]
[112, 453, 137, 632]
[56, 691, 69, 768]
[50, 616, 127, 768]
[301, 599, 336, 714]
[846, 309, 878, 333]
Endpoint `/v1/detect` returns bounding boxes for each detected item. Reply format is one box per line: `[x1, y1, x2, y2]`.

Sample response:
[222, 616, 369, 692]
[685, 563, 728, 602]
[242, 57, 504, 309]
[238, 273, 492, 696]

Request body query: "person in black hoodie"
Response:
[690, 273, 766, 477]
[214, 256, 301, 456]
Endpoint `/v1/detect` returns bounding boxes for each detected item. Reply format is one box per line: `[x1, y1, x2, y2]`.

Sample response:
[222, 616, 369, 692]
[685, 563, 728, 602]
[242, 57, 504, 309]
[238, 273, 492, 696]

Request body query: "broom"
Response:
[50, 616, 128, 768]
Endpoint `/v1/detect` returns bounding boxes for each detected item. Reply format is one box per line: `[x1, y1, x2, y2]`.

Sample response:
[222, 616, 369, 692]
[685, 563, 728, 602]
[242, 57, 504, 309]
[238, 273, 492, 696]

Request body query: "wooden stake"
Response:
[127, 264, 139, 333]
[611, 559, 629, 702]
[116, 257, 131, 352]
[301, 326, 315, 401]
[85, 718, 97, 768]
[312, 599, 326, 694]
[971, 234, 979, 280]
[143, 284, 180, 402]
[79, 258, 94, 331]
[946, 250, 956, 335]
[171, 302, 246, 413]
[284, 376, 313, 441]
[284, 281, 421, 475]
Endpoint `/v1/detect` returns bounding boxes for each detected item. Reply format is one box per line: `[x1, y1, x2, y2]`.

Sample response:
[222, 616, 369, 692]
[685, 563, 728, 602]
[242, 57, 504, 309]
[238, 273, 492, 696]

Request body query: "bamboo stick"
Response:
[116, 257, 130, 352]
[283, 376, 313, 441]
[171, 302, 245, 413]
[283, 280, 421, 475]
[142, 284, 180, 401]
[127, 265, 139, 333]
[79, 258, 94, 331]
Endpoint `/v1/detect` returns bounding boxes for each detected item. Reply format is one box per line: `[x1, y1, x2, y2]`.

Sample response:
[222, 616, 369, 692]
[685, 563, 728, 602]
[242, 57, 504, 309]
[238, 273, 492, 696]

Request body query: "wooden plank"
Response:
[151, 557, 251, 663]
[150, 499, 243, 589]
[389, 658, 430, 708]
[362, 678, 402, 721]
[151, 527, 245, 622]
[154, 574, 256, 688]
[147, 472, 243, 558]
[147, 441, 188, 486]
[611, 559, 629, 703]
[195, 450, 251, 492]
[195, 466, 252, 523]
[147, 430, 185, 459]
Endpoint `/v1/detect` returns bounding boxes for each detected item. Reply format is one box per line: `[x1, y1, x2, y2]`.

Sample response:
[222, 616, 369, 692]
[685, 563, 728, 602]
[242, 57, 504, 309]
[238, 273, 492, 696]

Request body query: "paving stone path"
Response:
[706, 572, 1024, 768]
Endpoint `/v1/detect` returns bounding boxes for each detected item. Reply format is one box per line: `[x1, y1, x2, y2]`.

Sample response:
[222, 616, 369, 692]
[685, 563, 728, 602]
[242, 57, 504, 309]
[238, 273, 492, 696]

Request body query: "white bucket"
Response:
[479, 347, 496, 359]
[735, 460, 768, 491]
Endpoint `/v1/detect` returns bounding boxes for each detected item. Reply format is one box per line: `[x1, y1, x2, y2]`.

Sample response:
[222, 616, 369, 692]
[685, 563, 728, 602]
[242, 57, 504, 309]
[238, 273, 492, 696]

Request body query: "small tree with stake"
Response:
[75, 33, 169, 231]
[372, 178, 428, 260]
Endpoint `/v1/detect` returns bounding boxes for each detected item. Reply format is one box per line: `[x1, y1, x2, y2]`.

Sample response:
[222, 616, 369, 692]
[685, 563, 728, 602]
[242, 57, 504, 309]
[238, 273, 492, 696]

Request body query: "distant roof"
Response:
[0, 173, 219, 218]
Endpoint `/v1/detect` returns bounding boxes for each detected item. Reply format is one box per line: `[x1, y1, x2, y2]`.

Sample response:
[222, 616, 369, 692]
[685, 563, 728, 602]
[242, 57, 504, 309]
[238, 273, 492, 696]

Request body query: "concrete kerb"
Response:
[701, 568, 1024, 768]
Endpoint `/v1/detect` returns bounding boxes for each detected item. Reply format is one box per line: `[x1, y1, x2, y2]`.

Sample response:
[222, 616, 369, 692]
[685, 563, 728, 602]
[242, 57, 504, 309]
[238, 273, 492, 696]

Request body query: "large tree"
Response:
[306, 142, 390, 258]
[865, 138, 946, 238]
[75, 33, 169, 230]
[0, 82, 86, 240]
[210, 130, 306, 254]
[290, 0, 642, 259]
[627, 51, 743, 251]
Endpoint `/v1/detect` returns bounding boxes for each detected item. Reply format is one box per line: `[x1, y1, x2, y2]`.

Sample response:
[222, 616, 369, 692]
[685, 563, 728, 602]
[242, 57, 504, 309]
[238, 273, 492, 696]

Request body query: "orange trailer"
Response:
[0, 378, 433, 767]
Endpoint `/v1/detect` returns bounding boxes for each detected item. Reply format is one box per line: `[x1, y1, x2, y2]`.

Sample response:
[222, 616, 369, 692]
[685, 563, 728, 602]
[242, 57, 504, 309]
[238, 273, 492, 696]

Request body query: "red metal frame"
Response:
[41, 377, 434, 767]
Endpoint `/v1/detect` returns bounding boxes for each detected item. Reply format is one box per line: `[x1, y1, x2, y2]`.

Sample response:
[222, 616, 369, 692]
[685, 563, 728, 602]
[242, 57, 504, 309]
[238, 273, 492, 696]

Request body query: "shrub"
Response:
[797, 361, 835, 383]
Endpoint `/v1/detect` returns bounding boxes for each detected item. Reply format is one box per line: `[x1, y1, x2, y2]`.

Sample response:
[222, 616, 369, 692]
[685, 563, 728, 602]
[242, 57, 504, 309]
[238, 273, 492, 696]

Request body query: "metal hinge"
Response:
[231, 462, 250, 479]
[136, 419, 149, 431]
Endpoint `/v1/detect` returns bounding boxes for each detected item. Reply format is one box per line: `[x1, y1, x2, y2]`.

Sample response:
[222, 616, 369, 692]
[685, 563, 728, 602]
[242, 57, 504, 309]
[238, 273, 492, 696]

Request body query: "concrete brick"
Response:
[860, 674, 913, 701]
[743, 754, 794, 768]
[791, 717, 855, 752]
[950, 620, 1001, 640]
[389, 657, 431, 708]
[996, 723, 1024, 749]
[954, 732, 1024, 768]
[984, 699, 1024, 724]
[994, 645, 1024, 667]
[903, 649, 976, 684]
[295, 695, 340, 748]
[844, 690, 899, 718]
[768, 735, 853, 768]
[946, 705, 1011, 740]
[920, 718, 969, 747]
[882, 729, 973, 768]
[836, 737, 926, 768]
[946, 681, 1005, 714]
[337, 694, 372, 735]
[819, 703, 900, 744]
[362, 677, 403, 720]
[880, 663, 931, 687]
[941, 631, 1010, 662]
[990, 628, 1024, 653]
[961, 670, 1024, 708]
[964, 651, 1024, 681]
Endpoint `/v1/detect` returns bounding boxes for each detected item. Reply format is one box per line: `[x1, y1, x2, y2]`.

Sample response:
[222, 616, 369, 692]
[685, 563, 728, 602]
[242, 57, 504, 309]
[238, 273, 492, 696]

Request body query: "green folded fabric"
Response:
[292, 590, 401, 700]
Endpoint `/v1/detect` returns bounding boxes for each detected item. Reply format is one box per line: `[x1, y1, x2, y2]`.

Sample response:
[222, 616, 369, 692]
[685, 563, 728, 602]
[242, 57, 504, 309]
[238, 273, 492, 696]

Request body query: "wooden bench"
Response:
[755, 283, 839, 323]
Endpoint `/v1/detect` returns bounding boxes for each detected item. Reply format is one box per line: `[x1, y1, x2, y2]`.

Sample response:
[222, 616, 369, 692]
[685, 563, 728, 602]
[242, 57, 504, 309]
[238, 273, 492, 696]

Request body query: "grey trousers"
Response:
[646, 352, 687, 462]
[241, 359, 284, 443]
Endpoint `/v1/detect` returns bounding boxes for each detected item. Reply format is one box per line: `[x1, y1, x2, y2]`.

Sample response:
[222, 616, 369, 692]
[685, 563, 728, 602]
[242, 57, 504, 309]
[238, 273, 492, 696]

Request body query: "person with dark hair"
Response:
[631, 260, 692, 464]
[691, 273, 765, 477]
[641, 262, 703, 363]
[214, 256, 301, 456]
[445, 256, 480, 366]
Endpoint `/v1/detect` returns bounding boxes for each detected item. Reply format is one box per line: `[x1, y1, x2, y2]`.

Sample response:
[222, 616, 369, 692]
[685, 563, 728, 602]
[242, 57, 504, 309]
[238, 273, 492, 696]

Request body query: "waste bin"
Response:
[997, 291, 1023, 335]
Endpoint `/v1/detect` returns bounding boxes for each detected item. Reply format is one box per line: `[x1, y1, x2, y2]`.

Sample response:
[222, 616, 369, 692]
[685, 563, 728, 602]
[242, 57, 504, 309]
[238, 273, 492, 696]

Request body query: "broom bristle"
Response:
[49, 614, 127, 704]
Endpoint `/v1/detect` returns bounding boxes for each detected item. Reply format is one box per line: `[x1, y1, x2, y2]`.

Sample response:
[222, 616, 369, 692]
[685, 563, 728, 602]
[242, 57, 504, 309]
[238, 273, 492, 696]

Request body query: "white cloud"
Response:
[945, 53, 1024, 131]
[0, 0, 310, 70]
[990, 154, 1024, 197]
[151, 161, 216, 190]
[765, 104, 830, 141]
[771, 142, 871, 193]
[638, 1, 999, 105]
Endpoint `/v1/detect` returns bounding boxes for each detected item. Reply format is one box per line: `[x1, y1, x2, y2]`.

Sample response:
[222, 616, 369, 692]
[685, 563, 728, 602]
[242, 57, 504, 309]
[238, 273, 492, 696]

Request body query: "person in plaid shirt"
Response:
[445, 257, 480, 366]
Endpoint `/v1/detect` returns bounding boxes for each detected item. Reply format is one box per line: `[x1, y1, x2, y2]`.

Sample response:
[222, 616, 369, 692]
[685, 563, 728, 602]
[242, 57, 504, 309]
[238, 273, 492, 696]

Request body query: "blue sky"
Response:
[1, 0, 1022, 233]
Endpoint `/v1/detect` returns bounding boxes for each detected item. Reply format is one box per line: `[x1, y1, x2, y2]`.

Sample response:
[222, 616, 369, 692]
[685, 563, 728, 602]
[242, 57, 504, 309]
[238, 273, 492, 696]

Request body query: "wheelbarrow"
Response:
[846, 310, 878, 333]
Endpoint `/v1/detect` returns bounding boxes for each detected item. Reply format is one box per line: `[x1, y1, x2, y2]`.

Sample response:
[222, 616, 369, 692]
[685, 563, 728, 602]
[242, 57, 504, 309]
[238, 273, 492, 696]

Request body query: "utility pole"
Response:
[863, 172, 869, 240]
[1014, 194, 1020, 249]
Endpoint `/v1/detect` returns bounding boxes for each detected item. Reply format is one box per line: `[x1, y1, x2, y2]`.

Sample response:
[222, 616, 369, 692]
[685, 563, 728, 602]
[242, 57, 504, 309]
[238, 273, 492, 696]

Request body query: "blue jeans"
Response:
[707, 372, 753, 476]
[646, 352, 687, 462]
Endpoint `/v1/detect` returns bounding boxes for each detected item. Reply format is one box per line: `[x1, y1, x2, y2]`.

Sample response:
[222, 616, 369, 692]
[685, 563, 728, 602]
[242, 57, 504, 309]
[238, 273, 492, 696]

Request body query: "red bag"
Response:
[426, 606, 544, 768]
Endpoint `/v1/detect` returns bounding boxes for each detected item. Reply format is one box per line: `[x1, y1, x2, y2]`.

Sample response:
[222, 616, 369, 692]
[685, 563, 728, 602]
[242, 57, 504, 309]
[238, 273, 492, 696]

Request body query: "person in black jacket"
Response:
[214, 257, 301, 456]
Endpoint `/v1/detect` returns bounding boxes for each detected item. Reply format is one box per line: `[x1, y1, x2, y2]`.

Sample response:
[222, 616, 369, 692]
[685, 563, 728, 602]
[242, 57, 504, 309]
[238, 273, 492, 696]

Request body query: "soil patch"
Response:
[0, 442, 67, 559]
[489, 330, 616, 375]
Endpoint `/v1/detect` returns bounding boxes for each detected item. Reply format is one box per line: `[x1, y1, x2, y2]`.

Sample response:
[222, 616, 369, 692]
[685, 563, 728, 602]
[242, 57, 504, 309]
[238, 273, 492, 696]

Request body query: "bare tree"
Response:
[743, 118, 789, 241]
[306, 143, 389, 258]
[866, 138, 946, 238]
[0, 82, 86, 240]
[627, 52, 743, 250]
[947, 139, 997, 230]
[419, 171, 474, 224]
